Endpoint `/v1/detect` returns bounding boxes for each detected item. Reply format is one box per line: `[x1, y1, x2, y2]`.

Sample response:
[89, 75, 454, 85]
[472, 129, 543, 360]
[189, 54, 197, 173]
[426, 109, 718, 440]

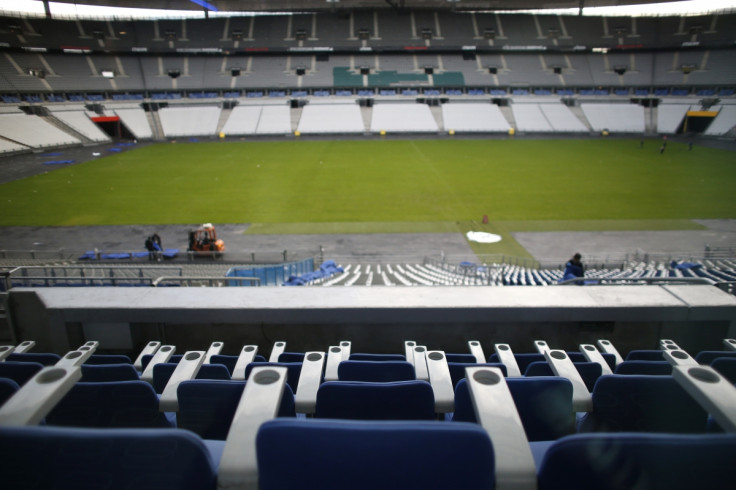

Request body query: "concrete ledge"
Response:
[9, 285, 736, 356]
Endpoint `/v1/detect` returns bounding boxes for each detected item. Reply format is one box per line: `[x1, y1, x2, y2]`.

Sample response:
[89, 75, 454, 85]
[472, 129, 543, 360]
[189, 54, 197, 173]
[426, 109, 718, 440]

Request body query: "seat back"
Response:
[256, 419, 494, 490]
[45, 381, 174, 428]
[315, 380, 435, 420]
[0, 426, 217, 490]
[153, 362, 231, 394]
[84, 354, 133, 365]
[80, 363, 140, 382]
[177, 379, 296, 440]
[614, 360, 673, 375]
[525, 361, 603, 391]
[278, 352, 306, 363]
[578, 375, 709, 433]
[444, 353, 477, 363]
[6, 352, 61, 366]
[625, 350, 665, 361]
[711, 357, 736, 384]
[337, 360, 415, 382]
[348, 353, 406, 362]
[538, 433, 736, 490]
[453, 377, 575, 441]
[695, 350, 736, 365]
[0, 361, 44, 386]
[209, 354, 267, 375]
[0, 378, 19, 406]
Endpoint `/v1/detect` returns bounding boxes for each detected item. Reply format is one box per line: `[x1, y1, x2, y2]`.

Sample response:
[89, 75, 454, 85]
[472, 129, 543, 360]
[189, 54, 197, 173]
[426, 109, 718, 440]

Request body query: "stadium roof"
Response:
[43, 0, 689, 13]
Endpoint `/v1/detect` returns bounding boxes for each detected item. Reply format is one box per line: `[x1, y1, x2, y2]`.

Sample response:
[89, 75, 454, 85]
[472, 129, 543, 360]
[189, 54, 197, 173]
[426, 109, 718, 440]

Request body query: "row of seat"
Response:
[1, 336, 735, 489]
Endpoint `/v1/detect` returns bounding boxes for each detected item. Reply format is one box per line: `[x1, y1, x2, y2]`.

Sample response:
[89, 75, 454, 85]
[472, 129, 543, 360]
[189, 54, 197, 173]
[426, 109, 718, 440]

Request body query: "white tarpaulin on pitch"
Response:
[466, 232, 502, 244]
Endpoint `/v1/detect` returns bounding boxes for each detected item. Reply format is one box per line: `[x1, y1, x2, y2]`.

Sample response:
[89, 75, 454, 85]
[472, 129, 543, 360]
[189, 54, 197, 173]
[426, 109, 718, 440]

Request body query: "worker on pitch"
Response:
[145, 233, 163, 261]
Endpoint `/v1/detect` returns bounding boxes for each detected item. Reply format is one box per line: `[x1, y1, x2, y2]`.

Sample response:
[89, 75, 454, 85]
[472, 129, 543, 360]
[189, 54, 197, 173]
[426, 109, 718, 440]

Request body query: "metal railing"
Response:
[555, 276, 716, 286]
[152, 276, 260, 287]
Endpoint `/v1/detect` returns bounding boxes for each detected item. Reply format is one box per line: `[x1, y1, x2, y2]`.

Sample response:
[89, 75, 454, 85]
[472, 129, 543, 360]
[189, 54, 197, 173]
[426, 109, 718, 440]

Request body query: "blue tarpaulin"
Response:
[79, 249, 179, 260]
[44, 160, 74, 165]
[283, 260, 344, 286]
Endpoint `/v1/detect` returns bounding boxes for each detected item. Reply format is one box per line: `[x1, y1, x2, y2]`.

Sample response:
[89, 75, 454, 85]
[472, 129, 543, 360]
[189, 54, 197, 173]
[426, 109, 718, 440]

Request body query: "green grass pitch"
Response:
[1, 138, 734, 231]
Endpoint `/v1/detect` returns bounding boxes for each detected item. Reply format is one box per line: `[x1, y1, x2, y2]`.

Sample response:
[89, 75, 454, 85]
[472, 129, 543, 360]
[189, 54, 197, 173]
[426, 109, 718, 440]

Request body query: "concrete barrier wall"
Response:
[9, 285, 736, 357]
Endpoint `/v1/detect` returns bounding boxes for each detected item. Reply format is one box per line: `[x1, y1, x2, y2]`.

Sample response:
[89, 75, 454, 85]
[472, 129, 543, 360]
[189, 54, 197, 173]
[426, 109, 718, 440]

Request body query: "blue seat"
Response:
[337, 360, 415, 382]
[349, 353, 406, 362]
[244, 362, 303, 393]
[614, 360, 672, 375]
[7, 352, 61, 366]
[695, 350, 736, 365]
[452, 377, 574, 441]
[278, 352, 306, 363]
[0, 377, 19, 406]
[0, 426, 217, 489]
[140, 353, 183, 371]
[445, 353, 477, 363]
[489, 352, 545, 373]
[84, 354, 133, 365]
[152, 363, 232, 394]
[315, 380, 435, 420]
[625, 350, 665, 361]
[256, 419, 494, 490]
[710, 357, 736, 384]
[208, 354, 267, 376]
[537, 433, 736, 490]
[577, 375, 709, 433]
[177, 380, 296, 440]
[81, 363, 140, 382]
[45, 381, 175, 428]
[0, 361, 44, 386]
[524, 361, 603, 391]
[448, 362, 508, 388]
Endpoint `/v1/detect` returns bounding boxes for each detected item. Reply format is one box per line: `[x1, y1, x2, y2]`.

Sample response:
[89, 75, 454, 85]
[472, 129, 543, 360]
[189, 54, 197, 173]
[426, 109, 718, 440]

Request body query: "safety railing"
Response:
[556, 276, 716, 286]
[152, 276, 260, 287]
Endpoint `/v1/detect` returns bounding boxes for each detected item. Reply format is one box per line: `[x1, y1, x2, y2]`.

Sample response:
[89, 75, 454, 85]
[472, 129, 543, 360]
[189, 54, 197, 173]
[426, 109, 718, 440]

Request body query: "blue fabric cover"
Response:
[614, 360, 672, 375]
[7, 352, 61, 366]
[208, 354, 267, 375]
[0, 361, 44, 386]
[45, 381, 175, 428]
[283, 259, 344, 286]
[0, 377, 19, 406]
[452, 377, 575, 441]
[337, 360, 416, 382]
[84, 354, 133, 365]
[277, 351, 306, 363]
[177, 380, 296, 440]
[0, 425, 217, 489]
[577, 375, 709, 433]
[695, 350, 736, 365]
[256, 419, 494, 490]
[537, 433, 736, 490]
[348, 353, 406, 362]
[152, 363, 231, 394]
[315, 380, 435, 420]
[710, 357, 736, 383]
[625, 349, 665, 361]
[524, 361, 602, 392]
[80, 363, 140, 382]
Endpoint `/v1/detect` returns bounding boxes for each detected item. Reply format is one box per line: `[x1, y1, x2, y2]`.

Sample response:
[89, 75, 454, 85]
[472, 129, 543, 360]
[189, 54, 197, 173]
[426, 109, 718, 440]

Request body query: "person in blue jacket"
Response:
[561, 253, 584, 284]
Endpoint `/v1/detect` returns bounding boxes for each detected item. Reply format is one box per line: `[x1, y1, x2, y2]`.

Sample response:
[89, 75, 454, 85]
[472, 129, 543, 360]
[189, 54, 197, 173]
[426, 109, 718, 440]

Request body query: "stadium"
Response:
[0, 0, 735, 488]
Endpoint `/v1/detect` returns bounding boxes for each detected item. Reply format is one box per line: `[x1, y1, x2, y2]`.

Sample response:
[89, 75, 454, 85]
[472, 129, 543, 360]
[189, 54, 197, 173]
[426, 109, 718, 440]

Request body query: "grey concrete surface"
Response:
[514, 219, 736, 265]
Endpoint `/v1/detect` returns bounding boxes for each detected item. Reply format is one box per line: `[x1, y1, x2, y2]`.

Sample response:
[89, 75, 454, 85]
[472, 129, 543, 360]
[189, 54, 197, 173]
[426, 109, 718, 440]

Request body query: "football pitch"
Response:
[1, 137, 734, 257]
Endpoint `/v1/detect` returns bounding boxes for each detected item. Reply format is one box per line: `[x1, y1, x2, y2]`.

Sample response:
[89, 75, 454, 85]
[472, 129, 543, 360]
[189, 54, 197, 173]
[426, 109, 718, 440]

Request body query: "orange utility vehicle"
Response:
[188, 223, 225, 256]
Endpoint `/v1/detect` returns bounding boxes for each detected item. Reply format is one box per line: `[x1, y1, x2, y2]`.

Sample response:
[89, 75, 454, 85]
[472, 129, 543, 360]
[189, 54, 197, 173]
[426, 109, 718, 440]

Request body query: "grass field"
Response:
[1, 139, 734, 237]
